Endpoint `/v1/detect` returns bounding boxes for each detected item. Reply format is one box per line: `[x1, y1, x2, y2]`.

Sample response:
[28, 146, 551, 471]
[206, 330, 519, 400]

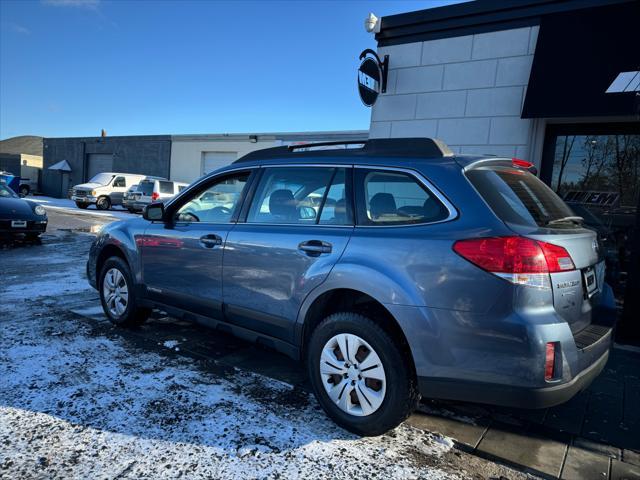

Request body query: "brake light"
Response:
[512, 158, 538, 175]
[151, 191, 159, 201]
[512, 158, 533, 169]
[452, 236, 575, 288]
[545, 342, 557, 381]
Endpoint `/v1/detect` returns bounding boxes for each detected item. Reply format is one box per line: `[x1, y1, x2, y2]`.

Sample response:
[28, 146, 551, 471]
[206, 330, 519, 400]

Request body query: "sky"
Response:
[0, 0, 463, 139]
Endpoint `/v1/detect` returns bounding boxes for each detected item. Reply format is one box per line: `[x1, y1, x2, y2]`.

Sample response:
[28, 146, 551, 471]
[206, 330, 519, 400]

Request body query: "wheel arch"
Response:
[297, 287, 417, 379]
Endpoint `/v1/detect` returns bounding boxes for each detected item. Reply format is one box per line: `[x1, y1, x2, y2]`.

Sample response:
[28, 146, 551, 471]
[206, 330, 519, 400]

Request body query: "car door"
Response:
[140, 170, 253, 318]
[110, 176, 128, 205]
[223, 166, 354, 343]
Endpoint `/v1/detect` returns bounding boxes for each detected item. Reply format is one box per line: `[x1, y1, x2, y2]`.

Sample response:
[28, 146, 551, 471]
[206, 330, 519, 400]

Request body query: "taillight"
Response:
[151, 192, 159, 201]
[453, 236, 575, 288]
[545, 342, 557, 381]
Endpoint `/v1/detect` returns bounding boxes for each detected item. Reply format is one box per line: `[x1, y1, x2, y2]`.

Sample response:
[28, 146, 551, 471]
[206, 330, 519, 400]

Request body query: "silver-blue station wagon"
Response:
[88, 138, 615, 435]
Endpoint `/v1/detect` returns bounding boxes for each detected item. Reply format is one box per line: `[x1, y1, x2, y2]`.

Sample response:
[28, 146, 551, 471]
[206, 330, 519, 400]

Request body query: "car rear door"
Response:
[139, 170, 253, 318]
[466, 164, 606, 333]
[222, 166, 354, 343]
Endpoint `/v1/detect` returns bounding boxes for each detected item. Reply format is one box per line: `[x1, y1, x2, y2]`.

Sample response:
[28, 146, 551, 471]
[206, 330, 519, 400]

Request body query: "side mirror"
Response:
[299, 206, 317, 220]
[143, 203, 165, 221]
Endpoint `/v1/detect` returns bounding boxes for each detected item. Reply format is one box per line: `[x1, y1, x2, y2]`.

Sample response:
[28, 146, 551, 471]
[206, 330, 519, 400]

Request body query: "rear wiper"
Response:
[545, 216, 584, 226]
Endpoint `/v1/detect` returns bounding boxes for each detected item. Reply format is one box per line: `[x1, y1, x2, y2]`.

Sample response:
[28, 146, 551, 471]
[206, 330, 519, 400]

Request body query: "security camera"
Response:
[364, 12, 380, 33]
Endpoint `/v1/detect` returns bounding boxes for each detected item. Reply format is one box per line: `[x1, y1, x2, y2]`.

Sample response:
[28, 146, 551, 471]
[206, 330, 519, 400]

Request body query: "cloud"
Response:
[9, 23, 31, 35]
[41, 0, 100, 8]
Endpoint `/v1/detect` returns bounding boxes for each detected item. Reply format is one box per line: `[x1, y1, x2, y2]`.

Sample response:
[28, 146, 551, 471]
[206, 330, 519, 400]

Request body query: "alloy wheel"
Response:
[102, 268, 129, 318]
[320, 333, 386, 416]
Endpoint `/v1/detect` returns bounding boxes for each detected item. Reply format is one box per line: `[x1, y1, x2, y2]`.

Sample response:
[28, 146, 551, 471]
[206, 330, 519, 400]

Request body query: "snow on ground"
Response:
[30, 196, 134, 220]
[0, 313, 456, 479]
[0, 230, 457, 479]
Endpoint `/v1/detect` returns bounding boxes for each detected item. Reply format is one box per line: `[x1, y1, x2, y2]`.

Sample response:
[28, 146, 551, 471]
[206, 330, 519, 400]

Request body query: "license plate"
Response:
[583, 267, 598, 296]
[11, 220, 27, 228]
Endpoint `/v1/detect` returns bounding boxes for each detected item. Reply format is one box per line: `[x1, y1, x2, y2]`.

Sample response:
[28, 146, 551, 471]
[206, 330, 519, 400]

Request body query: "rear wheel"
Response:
[96, 196, 111, 210]
[18, 185, 29, 197]
[307, 312, 419, 436]
[76, 202, 89, 209]
[99, 256, 150, 326]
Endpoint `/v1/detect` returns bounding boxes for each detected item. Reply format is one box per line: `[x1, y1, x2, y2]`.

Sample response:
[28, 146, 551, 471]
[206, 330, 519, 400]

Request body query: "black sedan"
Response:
[0, 183, 47, 240]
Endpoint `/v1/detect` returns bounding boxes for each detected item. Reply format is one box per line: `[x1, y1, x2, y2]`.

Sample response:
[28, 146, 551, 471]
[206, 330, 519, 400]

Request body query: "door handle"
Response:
[200, 234, 223, 248]
[298, 240, 332, 256]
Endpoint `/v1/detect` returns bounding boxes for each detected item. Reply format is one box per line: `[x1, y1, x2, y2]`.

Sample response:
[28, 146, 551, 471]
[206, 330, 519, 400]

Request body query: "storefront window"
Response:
[549, 133, 640, 317]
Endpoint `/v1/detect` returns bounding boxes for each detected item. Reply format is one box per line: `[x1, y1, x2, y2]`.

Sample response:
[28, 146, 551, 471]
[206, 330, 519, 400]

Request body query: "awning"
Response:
[48, 160, 72, 172]
[522, 1, 640, 118]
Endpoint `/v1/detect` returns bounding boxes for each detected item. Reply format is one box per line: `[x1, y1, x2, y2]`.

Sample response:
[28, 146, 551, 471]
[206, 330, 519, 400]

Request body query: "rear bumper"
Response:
[418, 347, 609, 409]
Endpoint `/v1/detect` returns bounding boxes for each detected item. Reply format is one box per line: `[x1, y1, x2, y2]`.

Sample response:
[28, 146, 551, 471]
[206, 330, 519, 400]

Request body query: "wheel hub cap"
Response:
[103, 268, 129, 318]
[319, 333, 386, 417]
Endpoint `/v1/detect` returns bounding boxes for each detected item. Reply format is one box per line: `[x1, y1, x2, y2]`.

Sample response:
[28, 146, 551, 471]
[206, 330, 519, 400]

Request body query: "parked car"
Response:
[87, 138, 615, 436]
[0, 182, 47, 240]
[122, 184, 140, 213]
[71, 173, 166, 210]
[123, 179, 188, 213]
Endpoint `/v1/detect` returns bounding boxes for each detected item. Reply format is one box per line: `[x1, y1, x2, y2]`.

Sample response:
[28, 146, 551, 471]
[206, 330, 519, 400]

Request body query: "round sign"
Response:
[358, 57, 382, 107]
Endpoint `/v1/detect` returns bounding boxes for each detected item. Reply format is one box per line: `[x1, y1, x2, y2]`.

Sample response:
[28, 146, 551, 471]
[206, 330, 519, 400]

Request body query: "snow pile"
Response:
[0, 314, 455, 479]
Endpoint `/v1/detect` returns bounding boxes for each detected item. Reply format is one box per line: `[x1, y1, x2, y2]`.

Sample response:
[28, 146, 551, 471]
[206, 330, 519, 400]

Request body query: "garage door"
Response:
[87, 154, 114, 181]
[202, 152, 237, 176]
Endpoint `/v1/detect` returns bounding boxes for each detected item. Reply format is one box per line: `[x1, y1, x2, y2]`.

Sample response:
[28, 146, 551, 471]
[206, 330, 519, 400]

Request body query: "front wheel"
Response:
[99, 256, 150, 326]
[96, 196, 111, 210]
[76, 202, 89, 209]
[307, 312, 419, 436]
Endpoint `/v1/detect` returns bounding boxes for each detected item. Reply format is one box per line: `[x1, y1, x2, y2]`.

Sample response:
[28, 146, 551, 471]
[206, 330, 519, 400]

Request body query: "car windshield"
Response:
[467, 166, 577, 228]
[88, 173, 115, 186]
[0, 183, 18, 198]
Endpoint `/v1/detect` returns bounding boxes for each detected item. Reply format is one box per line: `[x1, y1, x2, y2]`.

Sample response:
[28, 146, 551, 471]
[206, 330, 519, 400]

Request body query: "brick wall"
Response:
[370, 26, 539, 160]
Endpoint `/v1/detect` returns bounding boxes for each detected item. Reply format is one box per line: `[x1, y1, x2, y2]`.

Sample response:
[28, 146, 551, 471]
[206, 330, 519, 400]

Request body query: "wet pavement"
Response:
[1, 205, 639, 479]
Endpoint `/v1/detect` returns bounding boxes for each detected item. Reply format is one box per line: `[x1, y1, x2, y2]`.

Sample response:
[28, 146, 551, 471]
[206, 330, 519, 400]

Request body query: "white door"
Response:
[202, 152, 237, 176]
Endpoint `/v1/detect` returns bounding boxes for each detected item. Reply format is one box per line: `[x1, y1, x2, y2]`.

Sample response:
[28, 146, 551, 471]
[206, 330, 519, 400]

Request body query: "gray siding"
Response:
[42, 136, 171, 197]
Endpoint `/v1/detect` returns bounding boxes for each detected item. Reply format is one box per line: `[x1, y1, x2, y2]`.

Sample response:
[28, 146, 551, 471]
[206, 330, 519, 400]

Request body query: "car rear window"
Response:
[159, 181, 174, 194]
[138, 181, 154, 195]
[466, 167, 576, 228]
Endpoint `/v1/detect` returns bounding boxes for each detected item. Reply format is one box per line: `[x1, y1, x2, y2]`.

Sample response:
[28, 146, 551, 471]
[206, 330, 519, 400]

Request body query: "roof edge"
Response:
[375, 0, 634, 46]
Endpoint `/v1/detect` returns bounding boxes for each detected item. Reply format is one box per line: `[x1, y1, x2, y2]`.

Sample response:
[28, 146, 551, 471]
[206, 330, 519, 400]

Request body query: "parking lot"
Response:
[1, 204, 639, 479]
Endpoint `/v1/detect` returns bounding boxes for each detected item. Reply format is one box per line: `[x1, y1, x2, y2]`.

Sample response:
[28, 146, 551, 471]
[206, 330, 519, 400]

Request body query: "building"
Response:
[0, 135, 44, 193]
[169, 131, 368, 183]
[42, 131, 367, 197]
[366, 0, 639, 338]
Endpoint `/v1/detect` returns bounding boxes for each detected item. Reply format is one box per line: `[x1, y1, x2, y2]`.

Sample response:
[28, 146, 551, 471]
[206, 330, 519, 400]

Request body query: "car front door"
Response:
[110, 176, 128, 205]
[223, 166, 354, 343]
[140, 170, 253, 318]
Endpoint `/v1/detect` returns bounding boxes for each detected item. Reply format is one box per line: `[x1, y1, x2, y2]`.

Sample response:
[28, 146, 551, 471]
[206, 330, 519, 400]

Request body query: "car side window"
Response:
[355, 169, 449, 226]
[159, 181, 173, 194]
[318, 168, 351, 225]
[113, 176, 126, 188]
[175, 172, 249, 223]
[246, 167, 337, 224]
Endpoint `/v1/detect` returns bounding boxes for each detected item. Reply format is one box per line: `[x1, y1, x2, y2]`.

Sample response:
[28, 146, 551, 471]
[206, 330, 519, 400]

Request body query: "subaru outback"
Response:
[87, 138, 615, 436]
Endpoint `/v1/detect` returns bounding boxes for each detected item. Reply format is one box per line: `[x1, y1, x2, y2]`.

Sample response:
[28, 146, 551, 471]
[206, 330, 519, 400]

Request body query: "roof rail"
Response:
[233, 138, 454, 163]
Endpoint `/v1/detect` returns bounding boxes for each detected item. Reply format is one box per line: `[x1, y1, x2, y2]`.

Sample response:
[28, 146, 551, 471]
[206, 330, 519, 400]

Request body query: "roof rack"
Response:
[233, 138, 454, 163]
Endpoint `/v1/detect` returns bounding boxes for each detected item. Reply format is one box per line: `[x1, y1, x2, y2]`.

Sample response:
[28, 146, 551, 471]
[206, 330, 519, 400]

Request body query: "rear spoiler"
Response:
[463, 157, 538, 175]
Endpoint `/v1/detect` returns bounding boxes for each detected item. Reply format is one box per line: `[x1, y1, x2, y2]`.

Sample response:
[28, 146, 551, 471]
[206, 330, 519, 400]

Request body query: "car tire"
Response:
[19, 185, 29, 197]
[99, 256, 150, 327]
[25, 233, 41, 241]
[127, 208, 136, 214]
[307, 312, 419, 436]
[76, 202, 89, 209]
[96, 196, 111, 210]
